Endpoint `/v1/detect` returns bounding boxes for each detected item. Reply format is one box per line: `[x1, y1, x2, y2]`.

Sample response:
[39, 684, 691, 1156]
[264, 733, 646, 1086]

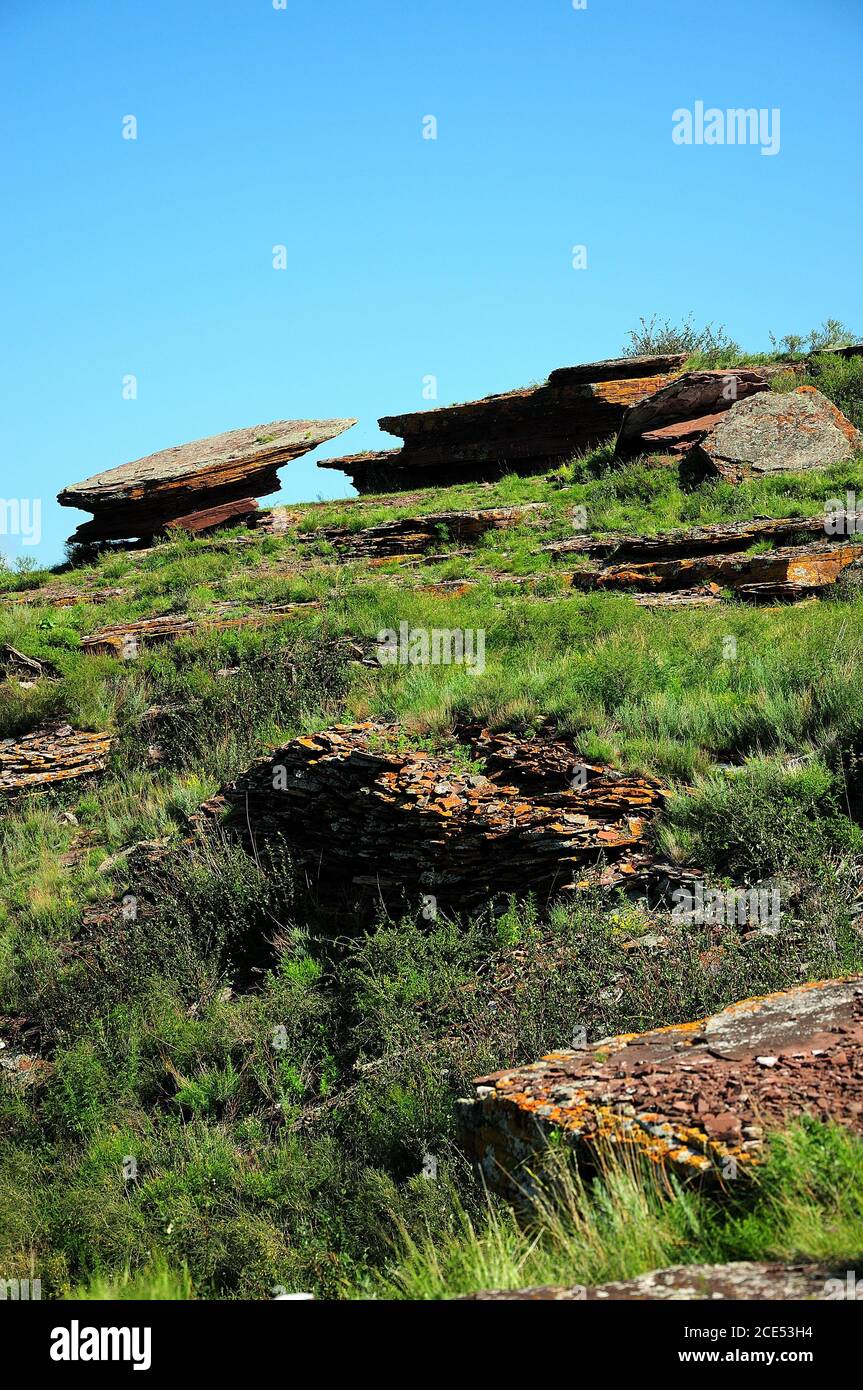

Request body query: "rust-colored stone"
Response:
[207, 722, 671, 910]
[81, 600, 319, 658]
[319, 356, 686, 492]
[461, 977, 863, 1191]
[165, 497, 259, 535]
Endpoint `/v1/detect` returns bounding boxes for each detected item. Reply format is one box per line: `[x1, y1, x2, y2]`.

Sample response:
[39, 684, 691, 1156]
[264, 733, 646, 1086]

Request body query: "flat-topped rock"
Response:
[460, 1262, 862, 1301]
[460, 976, 863, 1193]
[58, 418, 356, 543]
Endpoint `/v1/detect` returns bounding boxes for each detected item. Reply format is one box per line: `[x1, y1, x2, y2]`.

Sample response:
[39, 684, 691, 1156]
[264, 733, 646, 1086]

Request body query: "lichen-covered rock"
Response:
[615, 370, 770, 458]
[460, 977, 863, 1191]
[681, 387, 863, 485]
[58, 418, 356, 543]
[0, 725, 113, 793]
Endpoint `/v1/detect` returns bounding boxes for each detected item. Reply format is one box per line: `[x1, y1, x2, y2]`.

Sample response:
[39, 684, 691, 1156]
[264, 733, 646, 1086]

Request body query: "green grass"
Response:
[364, 1120, 863, 1299]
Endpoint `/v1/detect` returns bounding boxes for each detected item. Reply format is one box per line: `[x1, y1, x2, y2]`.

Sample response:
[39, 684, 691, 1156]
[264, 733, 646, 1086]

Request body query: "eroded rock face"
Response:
[459, 1262, 862, 1301]
[573, 541, 862, 600]
[681, 388, 863, 485]
[0, 725, 113, 793]
[461, 977, 863, 1191]
[319, 356, 687, 492]
[205, 723, 671, 910]
[58, 418, 357, 543]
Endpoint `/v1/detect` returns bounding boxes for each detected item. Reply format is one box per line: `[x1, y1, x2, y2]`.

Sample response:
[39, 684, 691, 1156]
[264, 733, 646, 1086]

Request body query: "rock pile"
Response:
[318, 355, 687, 492]
[205, 722, 671, 909]
[461, 976, 863, 1191]
[58, 418, 356, 544]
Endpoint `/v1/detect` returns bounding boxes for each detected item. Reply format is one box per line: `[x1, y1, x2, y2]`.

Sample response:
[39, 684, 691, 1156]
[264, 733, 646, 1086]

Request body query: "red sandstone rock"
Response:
[615, 370, 770, 458]
[319, 356, 686, 492]
[206, 722, 671, 910]
[165, 498, 259, 535]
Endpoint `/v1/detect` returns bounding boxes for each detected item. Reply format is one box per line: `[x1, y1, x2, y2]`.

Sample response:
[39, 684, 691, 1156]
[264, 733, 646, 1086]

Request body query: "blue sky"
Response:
[2, 0, 861, 564]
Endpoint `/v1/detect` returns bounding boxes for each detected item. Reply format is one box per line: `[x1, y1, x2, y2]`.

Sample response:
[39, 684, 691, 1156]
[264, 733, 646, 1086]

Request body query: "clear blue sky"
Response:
[2, 0, 861, 564]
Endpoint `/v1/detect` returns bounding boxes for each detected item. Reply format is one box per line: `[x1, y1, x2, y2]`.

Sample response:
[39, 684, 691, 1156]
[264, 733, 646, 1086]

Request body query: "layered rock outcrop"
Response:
[615, 369, 771, 458]
[80, 599, 319, 658]
[318, 355, 687, 492]
[0, 725, 113, 793]
[58, 418, 356, 544]
[461, 976, 863, 1191]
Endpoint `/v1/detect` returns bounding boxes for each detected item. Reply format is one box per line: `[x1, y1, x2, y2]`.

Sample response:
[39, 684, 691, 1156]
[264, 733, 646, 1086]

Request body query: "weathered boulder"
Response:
[319, 356, 687, 492]
[460, 1262, 862, 1301]
[0, 725, 113, 793]
[204, 723, 671, 911]
[682, 387, 863, 485]
[615, 370, 770, 458]
[58, 418, 357, 543]
[460, 976, 863, 1192]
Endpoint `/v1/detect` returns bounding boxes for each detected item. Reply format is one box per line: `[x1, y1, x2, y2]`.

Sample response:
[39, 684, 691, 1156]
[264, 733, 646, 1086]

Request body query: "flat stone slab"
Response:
[460, 1262, 863, 1301]
[461, 977, 863, 1191]
[58, 418, 356, 543]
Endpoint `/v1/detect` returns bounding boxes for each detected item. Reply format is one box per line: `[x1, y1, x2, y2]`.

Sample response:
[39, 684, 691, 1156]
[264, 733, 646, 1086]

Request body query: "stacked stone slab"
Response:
[460, 976, 863, 1193]
[58, 418, 356, 544]
[318, 354, 687, 492]
[0, 725, 114, 793]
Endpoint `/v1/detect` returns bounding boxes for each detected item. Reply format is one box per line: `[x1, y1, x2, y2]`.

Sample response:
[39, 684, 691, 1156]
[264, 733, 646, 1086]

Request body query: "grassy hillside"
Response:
[3, 353, 863, 1299]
